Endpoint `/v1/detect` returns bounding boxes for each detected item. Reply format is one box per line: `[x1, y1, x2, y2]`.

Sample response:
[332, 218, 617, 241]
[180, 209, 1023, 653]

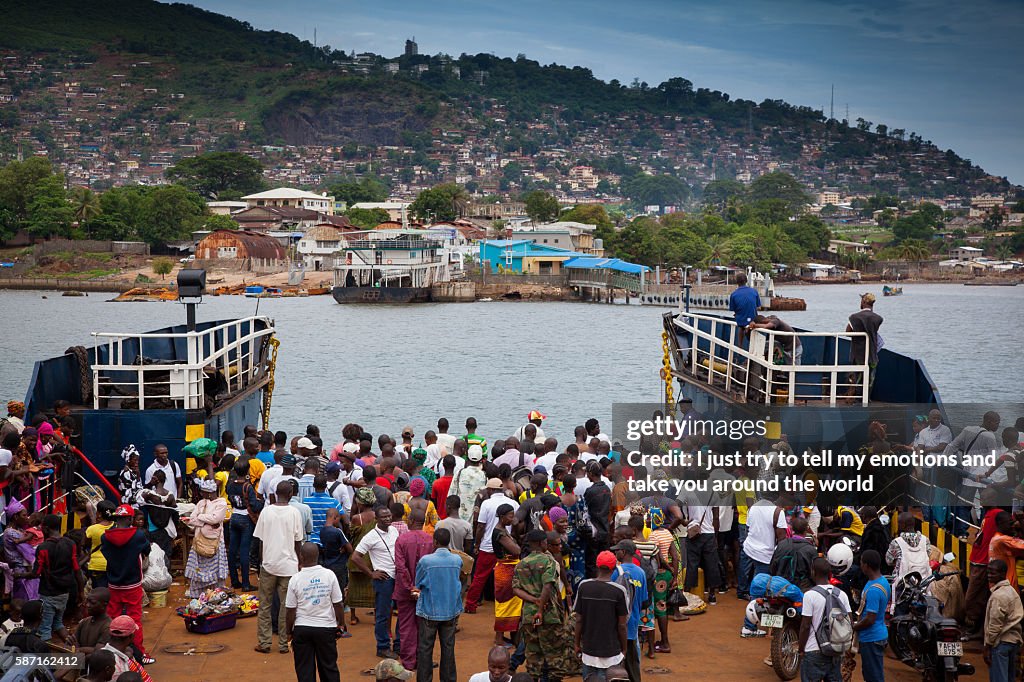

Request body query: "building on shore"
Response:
[242, 187, 335, 215]
[195, 229, 287, 268]
[479, 239, 580, 274]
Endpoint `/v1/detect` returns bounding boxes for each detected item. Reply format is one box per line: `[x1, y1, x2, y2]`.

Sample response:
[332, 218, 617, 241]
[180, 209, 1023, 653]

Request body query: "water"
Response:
[0, 282, 1020, 443]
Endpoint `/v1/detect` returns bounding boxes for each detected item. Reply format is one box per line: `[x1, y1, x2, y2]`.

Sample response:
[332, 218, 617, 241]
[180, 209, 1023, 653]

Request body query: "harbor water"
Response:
[0, 282, 1021, 441]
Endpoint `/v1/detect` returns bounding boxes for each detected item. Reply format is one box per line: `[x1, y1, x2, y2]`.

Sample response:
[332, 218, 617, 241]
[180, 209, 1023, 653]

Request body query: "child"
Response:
[4, 599, 48, 653]
[389, 502, 409, 536]
[25, 512, 45, 547]
[0, 599, 23, 647]
[78, 649, 116, 682]
[319, 508, 353, 637]
[73, 587, 112, 655]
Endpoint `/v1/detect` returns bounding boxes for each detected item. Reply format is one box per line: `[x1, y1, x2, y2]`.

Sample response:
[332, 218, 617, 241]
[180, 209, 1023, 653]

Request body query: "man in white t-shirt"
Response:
[254, 479, 305, 654]
[351, 506, 401, 658]
[285, 542, 344, 682]
[742, 496, 788, 581]
[680, 489, 721, 604]
[799, 557, 851, 682]
[465, 481, 519, 613]
[435, 418, 458, 461]
[144, 444, 182, 497]
[467, 645, 511, 682]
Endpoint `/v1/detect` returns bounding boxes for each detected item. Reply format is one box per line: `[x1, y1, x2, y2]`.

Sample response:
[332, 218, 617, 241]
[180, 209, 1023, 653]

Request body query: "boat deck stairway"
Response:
[667, 311, 871, 406]
[91, 316, 274, 411]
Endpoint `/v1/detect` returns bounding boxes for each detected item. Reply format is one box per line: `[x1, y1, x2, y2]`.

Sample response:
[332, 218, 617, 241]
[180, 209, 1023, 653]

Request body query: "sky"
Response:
[193, 0, 1024, 185]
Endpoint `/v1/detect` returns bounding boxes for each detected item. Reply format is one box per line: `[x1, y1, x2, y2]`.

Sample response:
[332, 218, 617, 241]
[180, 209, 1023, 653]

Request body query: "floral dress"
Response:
[562, 497, 590, 591]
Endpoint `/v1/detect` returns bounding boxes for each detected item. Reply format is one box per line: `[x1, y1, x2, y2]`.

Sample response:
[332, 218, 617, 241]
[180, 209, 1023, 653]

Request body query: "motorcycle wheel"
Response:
[771, 622, 801, 680]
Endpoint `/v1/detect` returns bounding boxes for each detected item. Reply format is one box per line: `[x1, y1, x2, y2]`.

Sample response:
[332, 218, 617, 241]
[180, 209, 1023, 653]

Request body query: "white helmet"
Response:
[827, 543, 854, 576]
[745, 599, 760, 625]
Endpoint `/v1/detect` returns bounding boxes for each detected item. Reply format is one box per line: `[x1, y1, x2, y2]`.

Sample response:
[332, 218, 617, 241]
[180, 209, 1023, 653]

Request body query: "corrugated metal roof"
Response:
[563, 256, 650, 274]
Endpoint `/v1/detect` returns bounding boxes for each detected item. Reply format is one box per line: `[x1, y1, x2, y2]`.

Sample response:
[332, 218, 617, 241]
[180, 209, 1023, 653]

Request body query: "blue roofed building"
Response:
[479, 239, 582, 274]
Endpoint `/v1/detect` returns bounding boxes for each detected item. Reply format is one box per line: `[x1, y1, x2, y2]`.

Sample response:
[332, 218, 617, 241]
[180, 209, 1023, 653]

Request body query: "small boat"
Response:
[62, 290, 85, 297]
[964, 280, 1019, 287]
[883, 285, 903, 296]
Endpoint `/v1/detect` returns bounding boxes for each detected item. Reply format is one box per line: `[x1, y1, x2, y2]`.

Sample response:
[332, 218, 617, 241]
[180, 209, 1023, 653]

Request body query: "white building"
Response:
[950, 246, 983, 261]
[297, 224, 356, 271]
[351, 201, 410, 222]
[242, 188, 335, 215]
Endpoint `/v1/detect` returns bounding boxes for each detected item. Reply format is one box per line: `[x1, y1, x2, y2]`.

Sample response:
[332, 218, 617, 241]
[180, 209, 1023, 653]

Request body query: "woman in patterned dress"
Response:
[183, 479, 228, 597]
[559, 475, 589, 592]
[646, 507, 681, 654]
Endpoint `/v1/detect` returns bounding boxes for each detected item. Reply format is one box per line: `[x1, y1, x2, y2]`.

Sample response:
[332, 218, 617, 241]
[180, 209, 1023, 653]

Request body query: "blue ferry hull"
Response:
[23, 317, 272, 490]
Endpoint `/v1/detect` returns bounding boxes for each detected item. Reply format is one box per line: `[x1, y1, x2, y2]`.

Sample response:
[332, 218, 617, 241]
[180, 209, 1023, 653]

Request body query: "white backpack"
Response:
[812, 585, 854, 657]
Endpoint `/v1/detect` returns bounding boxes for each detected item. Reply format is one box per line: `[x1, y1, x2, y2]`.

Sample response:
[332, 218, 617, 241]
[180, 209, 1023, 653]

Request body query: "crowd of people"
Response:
[3, 398, 1024, 682]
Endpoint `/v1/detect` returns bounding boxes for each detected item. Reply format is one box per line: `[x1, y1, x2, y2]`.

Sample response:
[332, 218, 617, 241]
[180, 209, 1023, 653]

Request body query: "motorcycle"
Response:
[756, 594, 803, 680]
[889, 570, 975, 682]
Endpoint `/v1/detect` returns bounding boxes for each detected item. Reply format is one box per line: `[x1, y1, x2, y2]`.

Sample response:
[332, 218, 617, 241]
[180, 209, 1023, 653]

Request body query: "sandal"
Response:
[339, 629, 353, 639]
[654, 643, 672, 654]
[141, 656, 156, 665]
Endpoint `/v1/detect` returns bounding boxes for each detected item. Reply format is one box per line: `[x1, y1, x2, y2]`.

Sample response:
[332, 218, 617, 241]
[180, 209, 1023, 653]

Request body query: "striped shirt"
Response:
[302, 492, 341, 544]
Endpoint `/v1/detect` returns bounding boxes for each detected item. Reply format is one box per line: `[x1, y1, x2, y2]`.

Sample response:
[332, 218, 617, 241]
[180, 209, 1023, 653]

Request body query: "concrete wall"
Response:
[34, 239, 150, 256]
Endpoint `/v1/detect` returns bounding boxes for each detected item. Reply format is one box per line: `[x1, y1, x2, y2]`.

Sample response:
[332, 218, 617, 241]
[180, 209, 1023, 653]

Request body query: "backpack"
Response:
[811, 585, 854, 657]
[636, 556, 656, 610]
[510, 450, 533, 491]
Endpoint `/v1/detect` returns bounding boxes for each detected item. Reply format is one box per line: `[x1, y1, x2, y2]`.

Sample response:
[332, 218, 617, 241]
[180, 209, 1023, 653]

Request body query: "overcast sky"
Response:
[193, 0, 1024, 184]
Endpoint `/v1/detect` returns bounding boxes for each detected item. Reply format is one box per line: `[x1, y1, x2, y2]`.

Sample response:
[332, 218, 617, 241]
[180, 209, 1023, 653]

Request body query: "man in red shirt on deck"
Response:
[964, 488, 1001, 637]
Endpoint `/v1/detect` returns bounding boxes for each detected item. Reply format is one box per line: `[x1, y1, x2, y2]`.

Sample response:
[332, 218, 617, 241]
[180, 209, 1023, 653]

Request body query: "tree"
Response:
[701, 179, 745, 211]
[204, 214, 239, 231]
[329, 176, 390, 206]
[621, 174, 690, 209]
[892, 213, 934, 242]
[344, 207, 389, 229]
[25, 175, 74, 238]
[70, 187, 102, 224]
[653, 222, 710, 266]
[408, 183, 469, 222]
[138, 185, 206, 245]
[879, 239, 931, 261]
[166, 152, 264, 199]
[152, 257, 174, 280]
[983, 208, 1005, 231]
[524, 190, 560, 224]
[747, 172, 811, 215]
[0, 157, 58, 226]
[785, 215, 832, 253]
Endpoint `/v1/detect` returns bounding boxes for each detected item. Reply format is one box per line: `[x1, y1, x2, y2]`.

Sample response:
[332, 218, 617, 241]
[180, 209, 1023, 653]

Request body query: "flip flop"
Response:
[141, 656, 156, 665]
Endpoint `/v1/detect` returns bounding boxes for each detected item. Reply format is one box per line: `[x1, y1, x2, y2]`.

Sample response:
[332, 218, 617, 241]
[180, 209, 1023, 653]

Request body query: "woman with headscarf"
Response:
[345, 486, 380, 623]
[2, 401, 25, 437]
[9, 428, 40, 513]
[117, 445, 144, 505]
[647, 506, 680, 654]
[138, 469, 176, 564]
[490, 503, 522, 644]
[2, 499, 39, 601]
[559, 475, 590, 591]
[409, 448, 436, 491]
[404, 476, 439, 534]
[183, 479, 228, 597]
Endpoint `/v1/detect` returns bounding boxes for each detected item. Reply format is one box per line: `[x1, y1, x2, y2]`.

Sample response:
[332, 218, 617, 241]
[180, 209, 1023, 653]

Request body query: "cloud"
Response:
[860, 17, 904, 33]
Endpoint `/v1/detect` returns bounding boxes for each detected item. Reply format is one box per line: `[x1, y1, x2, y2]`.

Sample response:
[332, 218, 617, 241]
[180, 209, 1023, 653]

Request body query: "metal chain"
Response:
[261, 337, 281, 431]
[660, 330, 675, 415]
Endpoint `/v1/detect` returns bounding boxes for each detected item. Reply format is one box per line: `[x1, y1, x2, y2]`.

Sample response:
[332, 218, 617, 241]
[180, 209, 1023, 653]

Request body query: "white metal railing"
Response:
[91, 316, 275, 410]
[672, 312, 870, 405]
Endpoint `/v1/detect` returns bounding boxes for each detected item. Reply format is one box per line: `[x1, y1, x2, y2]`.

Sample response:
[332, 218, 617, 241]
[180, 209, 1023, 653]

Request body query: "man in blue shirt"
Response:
[255, 432, 276, 467]
[728, 272, 761, 347]
[302, 475, 344, 545]
[414, 528, 464, 682]
[611, 539, 648, 682]
[855, 549, 890, 682]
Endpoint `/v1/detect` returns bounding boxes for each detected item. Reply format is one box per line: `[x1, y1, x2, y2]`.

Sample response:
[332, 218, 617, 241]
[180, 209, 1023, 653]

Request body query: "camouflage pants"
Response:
[520, 620, 578, 680]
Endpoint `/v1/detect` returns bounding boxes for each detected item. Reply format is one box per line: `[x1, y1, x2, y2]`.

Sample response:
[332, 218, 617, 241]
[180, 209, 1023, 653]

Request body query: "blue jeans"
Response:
[990, 641, 1020, 682]
[373, 576, 396, 652]
[581, 662, 612, 680]
[40, 592, 69, 641]
[860, 640, 885, 682]
[737, 524, 750, 596]
[228, 514, 255, 587]
[800, 650, 841, 682]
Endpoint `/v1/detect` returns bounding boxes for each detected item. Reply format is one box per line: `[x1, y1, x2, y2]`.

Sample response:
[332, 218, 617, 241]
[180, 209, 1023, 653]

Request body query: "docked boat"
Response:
[23, 269, 278, 482]
[331, 229, 451, 304]
[244, 285, 283, 298]
[659, 299, 942, 477]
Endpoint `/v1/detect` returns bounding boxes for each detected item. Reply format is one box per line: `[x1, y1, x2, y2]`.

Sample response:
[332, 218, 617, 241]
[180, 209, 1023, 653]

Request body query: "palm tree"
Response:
[891, 240, 931, 261]
[702, 236, 728, 267]
[71, 187, 101, 225]
[994, 244, 1013, 261]
[449, 185, 470, 218]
